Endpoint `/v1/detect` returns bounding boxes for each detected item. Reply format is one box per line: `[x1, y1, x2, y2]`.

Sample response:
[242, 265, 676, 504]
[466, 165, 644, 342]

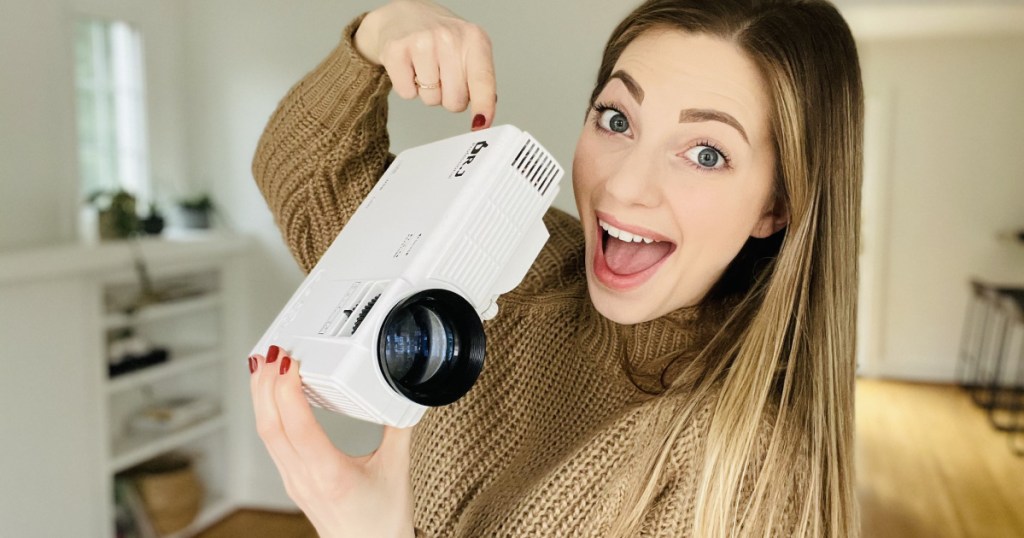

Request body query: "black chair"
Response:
[956, 280, 996, 391]
[956, 280, 1024, 435]
[995, 290, 1024, 455]
[986, 291, 1024, 431]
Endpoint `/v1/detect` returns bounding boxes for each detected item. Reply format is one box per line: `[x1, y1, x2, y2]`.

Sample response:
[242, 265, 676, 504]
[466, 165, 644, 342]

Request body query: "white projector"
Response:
[252, 125, 563, 427]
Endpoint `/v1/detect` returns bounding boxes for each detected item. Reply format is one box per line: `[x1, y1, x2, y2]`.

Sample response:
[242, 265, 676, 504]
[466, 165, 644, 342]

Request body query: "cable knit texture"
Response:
[253, 16, 798, 537]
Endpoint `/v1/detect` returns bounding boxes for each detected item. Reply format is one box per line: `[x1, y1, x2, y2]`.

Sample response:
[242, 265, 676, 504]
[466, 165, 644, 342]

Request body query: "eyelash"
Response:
[686, 139, 732, 173]
[591, 101, 625, 136]
[588, 101, 732, 173]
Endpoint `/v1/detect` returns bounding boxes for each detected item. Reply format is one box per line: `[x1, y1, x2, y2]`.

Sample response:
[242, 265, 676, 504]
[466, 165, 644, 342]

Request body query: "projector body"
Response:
[252, 125, 563, 427]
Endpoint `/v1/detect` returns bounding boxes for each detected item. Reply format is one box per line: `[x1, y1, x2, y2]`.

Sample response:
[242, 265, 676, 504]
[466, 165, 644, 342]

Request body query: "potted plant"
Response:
[177, 194, 213, 229]
[87, 189, 140, 240]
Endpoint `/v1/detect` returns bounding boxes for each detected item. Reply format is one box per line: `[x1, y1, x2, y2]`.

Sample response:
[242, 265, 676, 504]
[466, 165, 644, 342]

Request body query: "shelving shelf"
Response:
[103, 293, 222, 330]
[107, 349, 222, 394]
[110, 414, 227, 474]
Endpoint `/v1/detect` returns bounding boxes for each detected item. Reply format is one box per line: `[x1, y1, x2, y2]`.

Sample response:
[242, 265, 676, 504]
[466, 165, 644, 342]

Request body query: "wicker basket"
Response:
[134, 453, 204, 534]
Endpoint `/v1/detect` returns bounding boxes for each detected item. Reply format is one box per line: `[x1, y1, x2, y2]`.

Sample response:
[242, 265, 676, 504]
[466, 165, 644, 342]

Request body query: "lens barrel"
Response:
[377, 289, 486, 406]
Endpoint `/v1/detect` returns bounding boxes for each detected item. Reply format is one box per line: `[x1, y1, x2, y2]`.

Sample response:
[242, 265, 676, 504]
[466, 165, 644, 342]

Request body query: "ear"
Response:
[750, 196, 789, 239]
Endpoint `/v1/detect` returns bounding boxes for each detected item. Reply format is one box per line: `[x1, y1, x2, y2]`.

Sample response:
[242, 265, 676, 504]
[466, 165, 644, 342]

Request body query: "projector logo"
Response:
[453, 140, 489, 178]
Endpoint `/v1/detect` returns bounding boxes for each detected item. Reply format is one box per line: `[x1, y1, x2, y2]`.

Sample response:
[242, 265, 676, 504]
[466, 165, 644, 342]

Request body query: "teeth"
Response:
[599, 219, 658, 244]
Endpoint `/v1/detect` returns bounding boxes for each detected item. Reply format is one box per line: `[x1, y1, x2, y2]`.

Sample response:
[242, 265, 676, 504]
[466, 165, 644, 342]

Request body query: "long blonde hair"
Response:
[591, 1, 863, 535]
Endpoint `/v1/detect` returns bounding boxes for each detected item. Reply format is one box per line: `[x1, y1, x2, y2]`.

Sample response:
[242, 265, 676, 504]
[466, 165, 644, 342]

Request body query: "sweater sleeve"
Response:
[252, 14, 394, 273]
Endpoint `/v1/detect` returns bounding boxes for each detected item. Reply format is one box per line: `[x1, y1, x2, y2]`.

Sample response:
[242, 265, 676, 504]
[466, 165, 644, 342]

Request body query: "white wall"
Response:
[857, 35, 1024, 381]
[0, 0, 76, 251]
[0, 0, 190, 252]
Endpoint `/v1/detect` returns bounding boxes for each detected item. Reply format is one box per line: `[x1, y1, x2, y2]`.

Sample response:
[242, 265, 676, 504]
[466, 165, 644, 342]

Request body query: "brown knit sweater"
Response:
[253, 17, 793, 537]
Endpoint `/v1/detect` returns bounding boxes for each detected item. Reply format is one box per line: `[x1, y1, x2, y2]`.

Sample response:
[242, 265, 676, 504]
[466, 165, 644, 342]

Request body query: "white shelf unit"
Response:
[100, 260, 240, 537]
[0, 233, 253, 537]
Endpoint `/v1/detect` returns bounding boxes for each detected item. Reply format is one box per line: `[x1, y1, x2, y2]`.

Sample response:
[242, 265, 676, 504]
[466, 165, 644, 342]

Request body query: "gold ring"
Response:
[414, 76, 441, 90]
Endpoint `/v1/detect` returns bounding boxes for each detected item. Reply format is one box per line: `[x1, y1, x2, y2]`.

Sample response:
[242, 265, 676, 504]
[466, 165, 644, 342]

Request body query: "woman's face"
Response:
[573, 29, 784, 324]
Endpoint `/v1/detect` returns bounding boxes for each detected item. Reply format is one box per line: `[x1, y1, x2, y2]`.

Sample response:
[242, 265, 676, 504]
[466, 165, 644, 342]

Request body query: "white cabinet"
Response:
[0, 233, 252, 537]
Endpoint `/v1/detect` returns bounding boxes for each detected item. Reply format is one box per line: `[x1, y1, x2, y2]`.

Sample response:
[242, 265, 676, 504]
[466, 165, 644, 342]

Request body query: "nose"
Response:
[602, 145, 661, 208]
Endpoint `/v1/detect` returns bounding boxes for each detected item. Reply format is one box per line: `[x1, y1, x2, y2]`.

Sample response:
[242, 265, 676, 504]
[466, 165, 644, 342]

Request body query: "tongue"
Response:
[604, 236, 673, 275]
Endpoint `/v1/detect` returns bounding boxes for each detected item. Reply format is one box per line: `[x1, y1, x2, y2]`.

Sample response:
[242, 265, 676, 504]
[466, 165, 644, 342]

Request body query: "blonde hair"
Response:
[589, 1, 863, 536]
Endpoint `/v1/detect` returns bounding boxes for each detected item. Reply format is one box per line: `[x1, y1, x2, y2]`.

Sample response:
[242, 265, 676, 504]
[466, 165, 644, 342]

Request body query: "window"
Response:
[73, 18, 150, 204]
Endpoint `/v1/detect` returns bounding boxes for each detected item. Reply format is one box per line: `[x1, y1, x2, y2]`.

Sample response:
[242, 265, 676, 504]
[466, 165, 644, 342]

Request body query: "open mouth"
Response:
[594, 212, 676, 290]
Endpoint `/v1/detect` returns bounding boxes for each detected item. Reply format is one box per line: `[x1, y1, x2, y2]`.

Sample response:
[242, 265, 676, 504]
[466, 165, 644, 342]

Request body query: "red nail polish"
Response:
[248, 356, 257, 374]
[472, 114, 485, 129]
[267, 345, 280, 364]
[280, 356, 292, 375]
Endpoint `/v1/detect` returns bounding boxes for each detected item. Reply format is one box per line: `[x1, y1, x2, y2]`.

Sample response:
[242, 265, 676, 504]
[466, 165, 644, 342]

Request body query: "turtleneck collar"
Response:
[577, 290, 708, 394]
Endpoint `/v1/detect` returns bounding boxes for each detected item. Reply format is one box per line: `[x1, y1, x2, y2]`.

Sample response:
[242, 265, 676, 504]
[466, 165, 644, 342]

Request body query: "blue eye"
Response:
[683, 145, 727, 170]
[597, 108, 630, 134]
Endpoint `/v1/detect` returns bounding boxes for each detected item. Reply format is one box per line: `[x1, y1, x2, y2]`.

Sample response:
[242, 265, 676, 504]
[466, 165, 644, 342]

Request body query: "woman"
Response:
[248, 0, 862, 536]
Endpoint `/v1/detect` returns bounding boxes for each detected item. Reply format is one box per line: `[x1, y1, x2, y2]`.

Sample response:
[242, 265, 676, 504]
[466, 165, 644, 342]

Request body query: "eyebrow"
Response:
[608, 70, 644, 104]
[604, 70, 749, 144]
[679, 108, 749, 144]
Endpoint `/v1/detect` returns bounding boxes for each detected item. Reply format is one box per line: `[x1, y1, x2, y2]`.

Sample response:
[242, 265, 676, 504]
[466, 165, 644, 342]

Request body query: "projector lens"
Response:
[378, 289, 485, 406]
[381, 306, 453, 384]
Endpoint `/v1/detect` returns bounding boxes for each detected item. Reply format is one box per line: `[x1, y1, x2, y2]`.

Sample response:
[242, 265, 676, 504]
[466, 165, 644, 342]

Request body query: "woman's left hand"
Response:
[249, 345, 415, 538]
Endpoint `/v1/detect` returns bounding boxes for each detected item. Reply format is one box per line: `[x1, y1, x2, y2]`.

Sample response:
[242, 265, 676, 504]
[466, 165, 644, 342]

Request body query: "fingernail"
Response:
[280, 356, 292, 375]
[472, 114, 485, 130]
[267, 345, 280, 364]
[248, 356, 257, 374]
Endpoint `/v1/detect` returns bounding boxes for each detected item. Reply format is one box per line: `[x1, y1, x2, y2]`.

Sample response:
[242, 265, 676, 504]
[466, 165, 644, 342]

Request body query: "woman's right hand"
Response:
[354, 0, 497, 131]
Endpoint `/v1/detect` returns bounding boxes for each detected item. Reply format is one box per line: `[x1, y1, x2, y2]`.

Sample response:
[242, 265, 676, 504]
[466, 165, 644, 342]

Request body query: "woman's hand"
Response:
[249, 345, 415, 538]
[355, 0, 497, 130]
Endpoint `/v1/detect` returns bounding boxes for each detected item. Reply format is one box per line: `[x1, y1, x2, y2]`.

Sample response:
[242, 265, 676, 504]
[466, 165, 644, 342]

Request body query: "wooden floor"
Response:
[195, 508, 316, 538]
[197, 380, 1024, 537]
[856, 379, 1024, 538]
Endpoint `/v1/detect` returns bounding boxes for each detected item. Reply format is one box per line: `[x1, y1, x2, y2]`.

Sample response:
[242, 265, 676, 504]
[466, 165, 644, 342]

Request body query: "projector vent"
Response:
[511, 139, 559, 196]
[303, 384, 374, 421]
